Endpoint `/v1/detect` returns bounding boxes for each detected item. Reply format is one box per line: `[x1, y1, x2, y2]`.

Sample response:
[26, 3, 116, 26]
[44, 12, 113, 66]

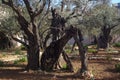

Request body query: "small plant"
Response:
[106, 55, 112, 62]
[0, 60, 4, 67]
[84, 45, 88, 49]
[115, 63, 120, 72]
[14, 60, 19, 65]
[14, 57, 27, 65]
[65, 49, 71, 54]
[2, 54, 6, 57]
[113, 42, 120, 47]
[62, 64, 68, 70]
[87, 48, 97, 53]
[20, 45, 27, 50]
[14, 49, 21, 55]
[87, 49, 96, 53]
[19, 57, 27, 62]
[106, 49, 113, 54]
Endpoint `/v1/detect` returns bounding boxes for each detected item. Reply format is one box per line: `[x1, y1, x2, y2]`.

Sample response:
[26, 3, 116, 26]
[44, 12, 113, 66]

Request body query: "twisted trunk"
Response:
[98, 26, 112, 49]
[2, 0, 50, 71]
[41, 33, 73, 71]
[41, 26, 76, 71]
[26, 23, 40, 70]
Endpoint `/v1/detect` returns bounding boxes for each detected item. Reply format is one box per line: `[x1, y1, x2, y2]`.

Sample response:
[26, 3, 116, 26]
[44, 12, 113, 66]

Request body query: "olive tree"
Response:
[82, 1, 120, 49]
[2, 0, 51, 70]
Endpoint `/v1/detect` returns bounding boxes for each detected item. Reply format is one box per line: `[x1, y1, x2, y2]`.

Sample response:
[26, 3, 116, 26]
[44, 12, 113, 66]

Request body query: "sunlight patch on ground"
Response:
[0, 55, 25, 62]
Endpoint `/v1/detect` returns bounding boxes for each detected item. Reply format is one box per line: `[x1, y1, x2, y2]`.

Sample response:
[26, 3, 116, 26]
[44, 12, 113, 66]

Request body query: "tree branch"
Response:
[11, 35, 28, 47]
[66, 1, 89, 21]
[34, 0, 46, 17]
[66, 10, 76, 21]
[110, 23, 120, 29]
[38, 0, 51, 28]
[23, 0, 34, 19]
[2, 0, 31, 35]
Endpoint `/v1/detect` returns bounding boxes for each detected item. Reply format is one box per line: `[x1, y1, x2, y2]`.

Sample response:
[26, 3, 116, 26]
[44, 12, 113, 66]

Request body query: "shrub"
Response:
[115, 63, 120, 72]
[113, 42, 120, 47]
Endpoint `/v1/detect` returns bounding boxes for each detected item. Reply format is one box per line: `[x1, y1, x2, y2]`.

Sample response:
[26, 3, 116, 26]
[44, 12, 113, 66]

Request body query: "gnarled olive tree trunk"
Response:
[97, 16, 119, 49]
[97, 26, 112, 49]
[2, 0, 50, 70]
[41, 26, 76, 71]
[41, 26, 88, 73]
[26, 34, 40, 70]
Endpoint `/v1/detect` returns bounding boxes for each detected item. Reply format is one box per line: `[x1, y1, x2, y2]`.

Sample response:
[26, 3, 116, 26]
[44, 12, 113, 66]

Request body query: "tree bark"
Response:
[73, 29, 88, 73]
[26, 46, 40, 70]
[40, 26, 76, 71]
[41, 35, 72, 71]
[97, 26, 112, 49]
[2, 0, 50, 71]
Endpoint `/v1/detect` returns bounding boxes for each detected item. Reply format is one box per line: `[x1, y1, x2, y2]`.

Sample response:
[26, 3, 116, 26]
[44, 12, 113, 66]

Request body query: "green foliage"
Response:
[0, 60, 4, 67]
[87, 48, 97, 53]
[14, 57, 27, 65]
[65, 49, 71, 54]
[115, 63, 120, 72]
[13, 60, 19, 65]
[113, 42, 120, 47]
[83, 45, 88, 49]
[2, 54, 6, 57]
[62, 64, 68, 70]
[14, 49, 21, 55]
[82, 2, 120, 35]
[20, 45, 27, 50]
[19, 57, 27, 62]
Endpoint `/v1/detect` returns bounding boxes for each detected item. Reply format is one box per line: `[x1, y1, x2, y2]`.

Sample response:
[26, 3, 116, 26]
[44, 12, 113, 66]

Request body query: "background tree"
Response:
[0, 4, 15, 49]
[82, 0, 120, 49]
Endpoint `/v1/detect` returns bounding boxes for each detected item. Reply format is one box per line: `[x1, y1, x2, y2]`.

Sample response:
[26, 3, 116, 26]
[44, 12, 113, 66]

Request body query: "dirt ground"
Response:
[0, 59, 120, 80]
[0, 49, 120, 80]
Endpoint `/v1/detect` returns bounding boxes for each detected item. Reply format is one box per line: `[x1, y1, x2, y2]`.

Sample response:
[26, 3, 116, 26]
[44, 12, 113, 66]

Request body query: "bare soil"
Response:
[0, 49, 120, 80]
